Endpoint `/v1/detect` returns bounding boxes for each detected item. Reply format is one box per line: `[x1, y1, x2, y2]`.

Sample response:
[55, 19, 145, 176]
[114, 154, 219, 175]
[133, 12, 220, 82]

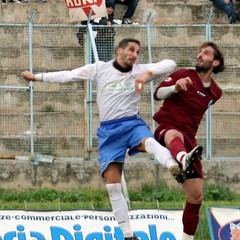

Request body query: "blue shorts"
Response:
[97, 116, 154, 175]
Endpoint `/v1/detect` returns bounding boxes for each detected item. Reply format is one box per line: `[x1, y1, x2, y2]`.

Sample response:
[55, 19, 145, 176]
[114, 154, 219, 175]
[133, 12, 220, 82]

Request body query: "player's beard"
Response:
[195, 60, 213, 73]
[119, 54, 134, 68]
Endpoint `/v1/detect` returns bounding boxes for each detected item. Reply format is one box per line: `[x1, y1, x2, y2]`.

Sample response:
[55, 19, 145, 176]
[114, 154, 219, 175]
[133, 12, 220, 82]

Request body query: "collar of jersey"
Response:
[113, 60, 132, 73]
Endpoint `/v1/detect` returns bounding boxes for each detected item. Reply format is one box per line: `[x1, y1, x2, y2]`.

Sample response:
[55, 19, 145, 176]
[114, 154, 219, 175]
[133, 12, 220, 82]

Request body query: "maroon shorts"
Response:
[154, 125, 203, 179]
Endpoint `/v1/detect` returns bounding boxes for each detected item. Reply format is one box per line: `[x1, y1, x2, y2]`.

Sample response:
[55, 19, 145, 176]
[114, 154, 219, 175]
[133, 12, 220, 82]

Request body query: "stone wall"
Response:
[0, 0, 240, 193]
[0, 158, 240, 193]
[0, 0, 230, 25]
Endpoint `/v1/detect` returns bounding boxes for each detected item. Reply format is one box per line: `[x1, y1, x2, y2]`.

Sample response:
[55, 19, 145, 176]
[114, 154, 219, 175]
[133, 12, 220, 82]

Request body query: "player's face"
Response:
[117, 42, 140, 68]
[195, 46, 215, 73]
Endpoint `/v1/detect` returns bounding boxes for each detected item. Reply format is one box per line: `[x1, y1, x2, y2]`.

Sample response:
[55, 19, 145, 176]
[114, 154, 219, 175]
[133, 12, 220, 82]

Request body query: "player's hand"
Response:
[21, 71, 36, 81]
[135, 70, 153, 94]
[175, 77, 193, 92]
[135, 79, 144, 94]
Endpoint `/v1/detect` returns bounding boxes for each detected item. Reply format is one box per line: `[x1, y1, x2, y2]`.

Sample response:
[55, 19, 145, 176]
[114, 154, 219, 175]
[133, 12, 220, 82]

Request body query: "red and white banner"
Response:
[0, 209, 183, 240]
[206, 207, 240, 240]
[64, 0, 107, 22]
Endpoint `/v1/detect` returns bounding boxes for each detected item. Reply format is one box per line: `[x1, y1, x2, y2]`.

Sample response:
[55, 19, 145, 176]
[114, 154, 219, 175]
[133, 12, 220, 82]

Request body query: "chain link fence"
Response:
[0, 22, 240, 160]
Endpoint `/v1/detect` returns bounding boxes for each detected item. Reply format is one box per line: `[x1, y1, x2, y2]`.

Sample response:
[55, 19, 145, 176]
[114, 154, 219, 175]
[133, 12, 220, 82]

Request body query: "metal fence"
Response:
[1, 18, 240, 161]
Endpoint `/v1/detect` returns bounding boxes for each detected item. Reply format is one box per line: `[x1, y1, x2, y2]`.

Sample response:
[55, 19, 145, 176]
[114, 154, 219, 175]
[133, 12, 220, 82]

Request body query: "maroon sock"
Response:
[169, 137, 186, 159]
[182, 201, 201, 235]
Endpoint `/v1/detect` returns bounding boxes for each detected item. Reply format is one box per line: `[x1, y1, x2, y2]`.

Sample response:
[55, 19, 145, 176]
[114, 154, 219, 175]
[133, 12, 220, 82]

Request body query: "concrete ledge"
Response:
[0, 1, 227, 25]
[0, 158, 239, 193]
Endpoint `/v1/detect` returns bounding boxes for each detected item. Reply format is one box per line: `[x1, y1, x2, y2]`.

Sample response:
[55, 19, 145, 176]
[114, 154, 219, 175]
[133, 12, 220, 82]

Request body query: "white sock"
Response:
[144, 137, 178, 169]
[176, 151, 187, 165]
[182, 232, 194, 240]
[106, 183, 133, 237]
[176, 151, 186, 162]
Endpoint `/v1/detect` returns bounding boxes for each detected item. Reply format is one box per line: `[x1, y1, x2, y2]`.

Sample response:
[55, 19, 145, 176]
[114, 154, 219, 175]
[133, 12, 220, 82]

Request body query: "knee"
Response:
[195, 193, 203, 204]
[166, 129, 182, 136]
[188, 191, 203, 205]
[166, 129, 184, 143]
[103, 163, 122, 184]
[172, 130, 184, 139]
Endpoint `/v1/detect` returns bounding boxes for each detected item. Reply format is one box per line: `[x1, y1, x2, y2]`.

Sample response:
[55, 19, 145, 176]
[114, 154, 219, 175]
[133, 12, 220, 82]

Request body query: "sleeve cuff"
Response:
[35, 73, 43, 81]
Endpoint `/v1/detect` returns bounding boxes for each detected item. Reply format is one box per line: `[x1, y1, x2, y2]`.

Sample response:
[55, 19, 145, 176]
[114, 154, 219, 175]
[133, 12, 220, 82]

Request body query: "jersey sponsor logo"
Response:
[163, 77, 172, 82]
[106, 82, 134, 92]
[197, 91, 206, 97]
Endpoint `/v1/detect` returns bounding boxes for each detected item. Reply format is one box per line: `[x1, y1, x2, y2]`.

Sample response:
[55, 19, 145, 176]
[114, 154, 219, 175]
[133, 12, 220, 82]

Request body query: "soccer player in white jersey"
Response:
[22, 38, 183, 240]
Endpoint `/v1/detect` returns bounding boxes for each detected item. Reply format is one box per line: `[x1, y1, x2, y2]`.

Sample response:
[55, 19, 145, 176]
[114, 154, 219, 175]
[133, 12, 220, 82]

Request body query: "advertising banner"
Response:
[64, 0, 107, 22]
[0, 209, 183, 240]
[206, 207, 240, 240]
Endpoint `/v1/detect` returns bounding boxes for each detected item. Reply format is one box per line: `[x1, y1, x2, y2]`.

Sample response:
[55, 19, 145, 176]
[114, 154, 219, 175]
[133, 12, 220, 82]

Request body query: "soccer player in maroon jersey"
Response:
[153, 42, 225, 240]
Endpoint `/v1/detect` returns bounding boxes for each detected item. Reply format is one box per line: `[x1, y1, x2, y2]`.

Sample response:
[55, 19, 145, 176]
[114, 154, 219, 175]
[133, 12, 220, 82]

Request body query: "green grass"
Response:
[0, 183, 239, 239]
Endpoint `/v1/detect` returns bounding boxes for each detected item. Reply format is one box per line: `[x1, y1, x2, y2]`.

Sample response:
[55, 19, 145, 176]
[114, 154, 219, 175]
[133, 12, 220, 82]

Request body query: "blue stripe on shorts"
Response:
[97, 116, 154, 175]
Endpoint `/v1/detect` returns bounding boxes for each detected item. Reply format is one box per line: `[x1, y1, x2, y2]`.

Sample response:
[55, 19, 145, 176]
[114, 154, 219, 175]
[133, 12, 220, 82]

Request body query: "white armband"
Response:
[156, 85, 178, 100]
[35, 73, 43, 81]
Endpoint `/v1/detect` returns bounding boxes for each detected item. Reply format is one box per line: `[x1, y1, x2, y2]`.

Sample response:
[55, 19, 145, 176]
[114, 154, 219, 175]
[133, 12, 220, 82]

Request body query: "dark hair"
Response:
[199, 41, 225, 74]
[117, 38, 141, 49]
[106, 0, 115, 9]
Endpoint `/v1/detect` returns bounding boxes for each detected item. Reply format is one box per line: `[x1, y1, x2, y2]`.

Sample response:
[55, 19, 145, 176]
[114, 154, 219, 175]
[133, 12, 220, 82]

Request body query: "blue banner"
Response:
[206, 207, 240, 240]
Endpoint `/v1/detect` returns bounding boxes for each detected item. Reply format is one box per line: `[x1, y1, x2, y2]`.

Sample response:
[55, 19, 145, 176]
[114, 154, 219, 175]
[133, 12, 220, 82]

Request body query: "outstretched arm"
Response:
[21, 63, 98, 84]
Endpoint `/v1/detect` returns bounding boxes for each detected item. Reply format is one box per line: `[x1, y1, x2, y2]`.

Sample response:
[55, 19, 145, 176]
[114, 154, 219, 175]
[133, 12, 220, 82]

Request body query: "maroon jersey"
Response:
[153, 68, 222, 137]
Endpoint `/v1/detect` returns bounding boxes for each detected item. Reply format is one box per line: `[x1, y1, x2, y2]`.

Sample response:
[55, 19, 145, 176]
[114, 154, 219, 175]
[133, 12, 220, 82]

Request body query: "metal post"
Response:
[84, 10, 99, 160]
[87, 10, 99, 62]
[28, 10, 36, 159]
[205, 8, 213, 160]
[146, 11, 155, 131]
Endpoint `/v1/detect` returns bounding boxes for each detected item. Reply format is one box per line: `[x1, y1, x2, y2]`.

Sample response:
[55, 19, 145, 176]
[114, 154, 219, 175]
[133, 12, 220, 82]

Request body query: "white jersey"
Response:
[40, 59, 176, 122]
